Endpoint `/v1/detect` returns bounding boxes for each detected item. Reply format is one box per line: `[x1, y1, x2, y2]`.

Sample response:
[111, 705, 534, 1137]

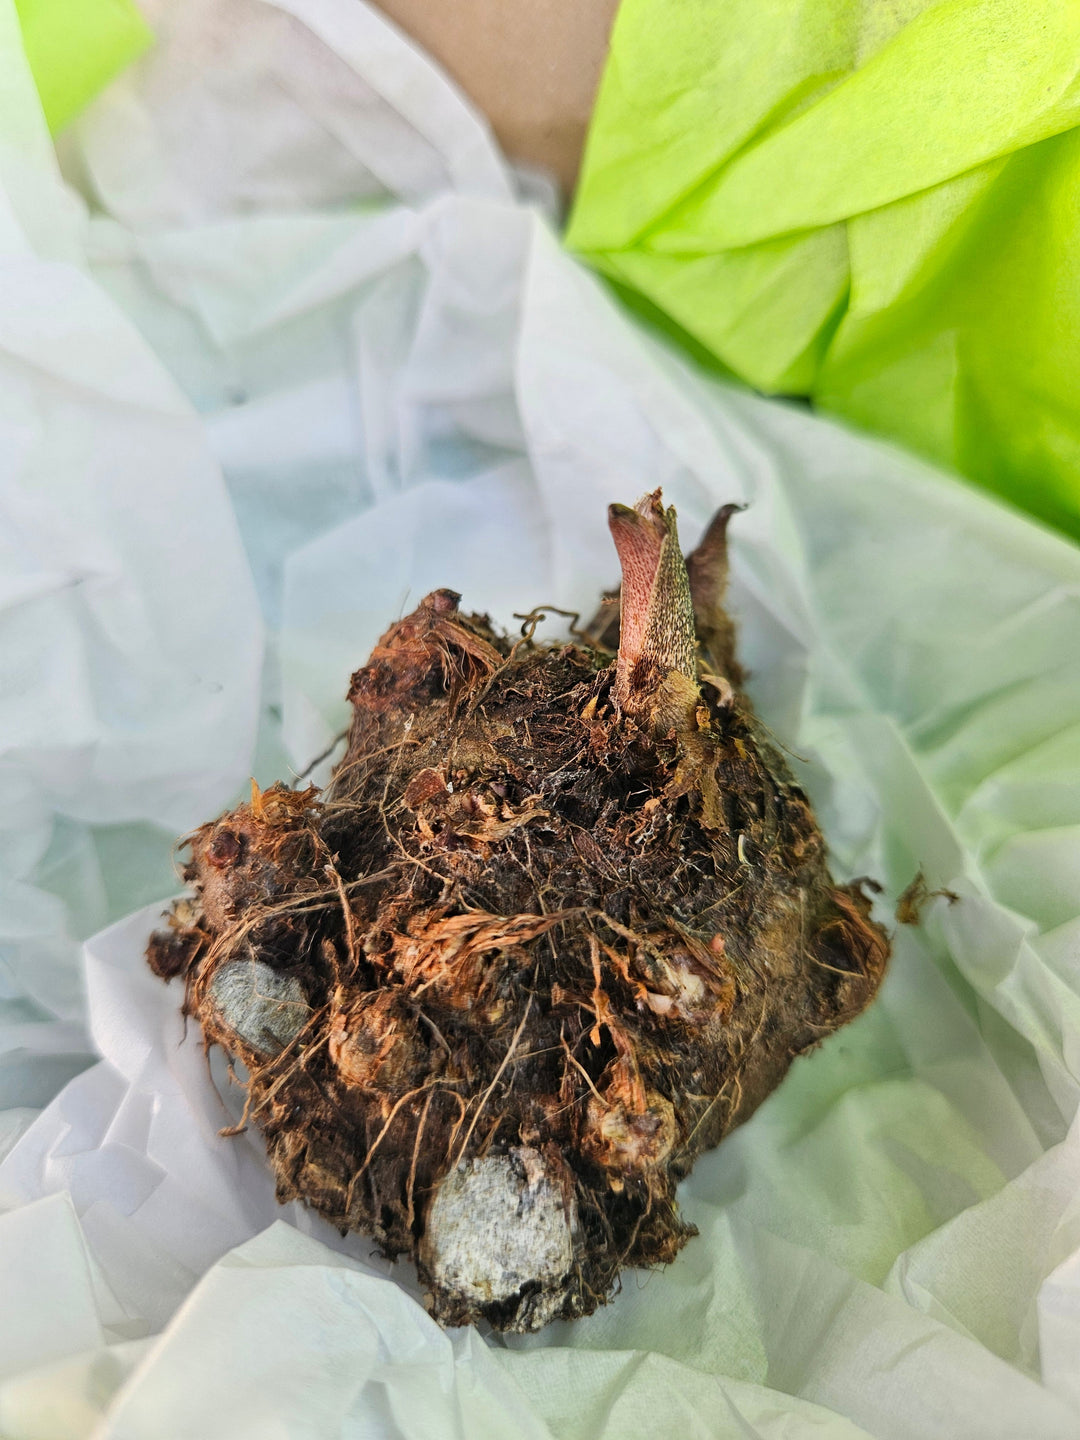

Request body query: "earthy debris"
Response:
[147, 491, 889, 1332]
[896, 870, 960, 926]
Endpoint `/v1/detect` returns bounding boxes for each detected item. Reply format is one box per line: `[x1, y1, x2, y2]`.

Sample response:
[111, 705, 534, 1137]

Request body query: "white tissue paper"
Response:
[1, 0, 1079, 1435]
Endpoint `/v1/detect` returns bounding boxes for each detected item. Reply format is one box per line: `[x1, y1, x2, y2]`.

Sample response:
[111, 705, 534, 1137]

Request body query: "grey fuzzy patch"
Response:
[422, 1147, 577, 1331]
[209, 961, 310, 1054]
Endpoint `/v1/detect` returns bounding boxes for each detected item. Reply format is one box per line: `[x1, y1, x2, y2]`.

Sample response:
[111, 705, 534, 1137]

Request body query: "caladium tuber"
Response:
[148, 492, 888, 1332]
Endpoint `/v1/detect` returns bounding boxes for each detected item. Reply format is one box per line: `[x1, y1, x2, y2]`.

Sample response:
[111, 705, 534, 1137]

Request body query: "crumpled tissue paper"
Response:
[568, 0, 1080, 544]
[1, 1, 1080, 1436]
[15, 0, 151, 133]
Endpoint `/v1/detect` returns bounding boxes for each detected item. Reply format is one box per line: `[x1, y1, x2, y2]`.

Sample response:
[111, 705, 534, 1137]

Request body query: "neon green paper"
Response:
[15, 0, 152, 133]
[568, 0, 1080, 543]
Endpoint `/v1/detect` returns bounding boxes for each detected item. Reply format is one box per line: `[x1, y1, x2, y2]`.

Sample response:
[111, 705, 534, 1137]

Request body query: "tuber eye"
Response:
[206, 828, 242, 868]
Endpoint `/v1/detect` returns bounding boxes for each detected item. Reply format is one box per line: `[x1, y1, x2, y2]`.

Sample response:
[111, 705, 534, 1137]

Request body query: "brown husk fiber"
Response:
[147, 492, 889, 1333]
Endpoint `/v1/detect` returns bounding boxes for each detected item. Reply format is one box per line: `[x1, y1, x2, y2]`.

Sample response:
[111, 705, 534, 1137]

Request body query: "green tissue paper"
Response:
[16, 0, 151, 133]
[568, 0, 1080, 543]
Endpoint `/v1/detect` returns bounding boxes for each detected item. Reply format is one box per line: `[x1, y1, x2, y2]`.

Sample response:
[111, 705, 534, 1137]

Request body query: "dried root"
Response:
[147, 492, 889, 1332]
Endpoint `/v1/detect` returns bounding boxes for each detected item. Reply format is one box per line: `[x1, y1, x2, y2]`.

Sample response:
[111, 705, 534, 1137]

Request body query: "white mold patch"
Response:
[209, 961, 310, 1054]
[421, 1146, 577, 1331]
